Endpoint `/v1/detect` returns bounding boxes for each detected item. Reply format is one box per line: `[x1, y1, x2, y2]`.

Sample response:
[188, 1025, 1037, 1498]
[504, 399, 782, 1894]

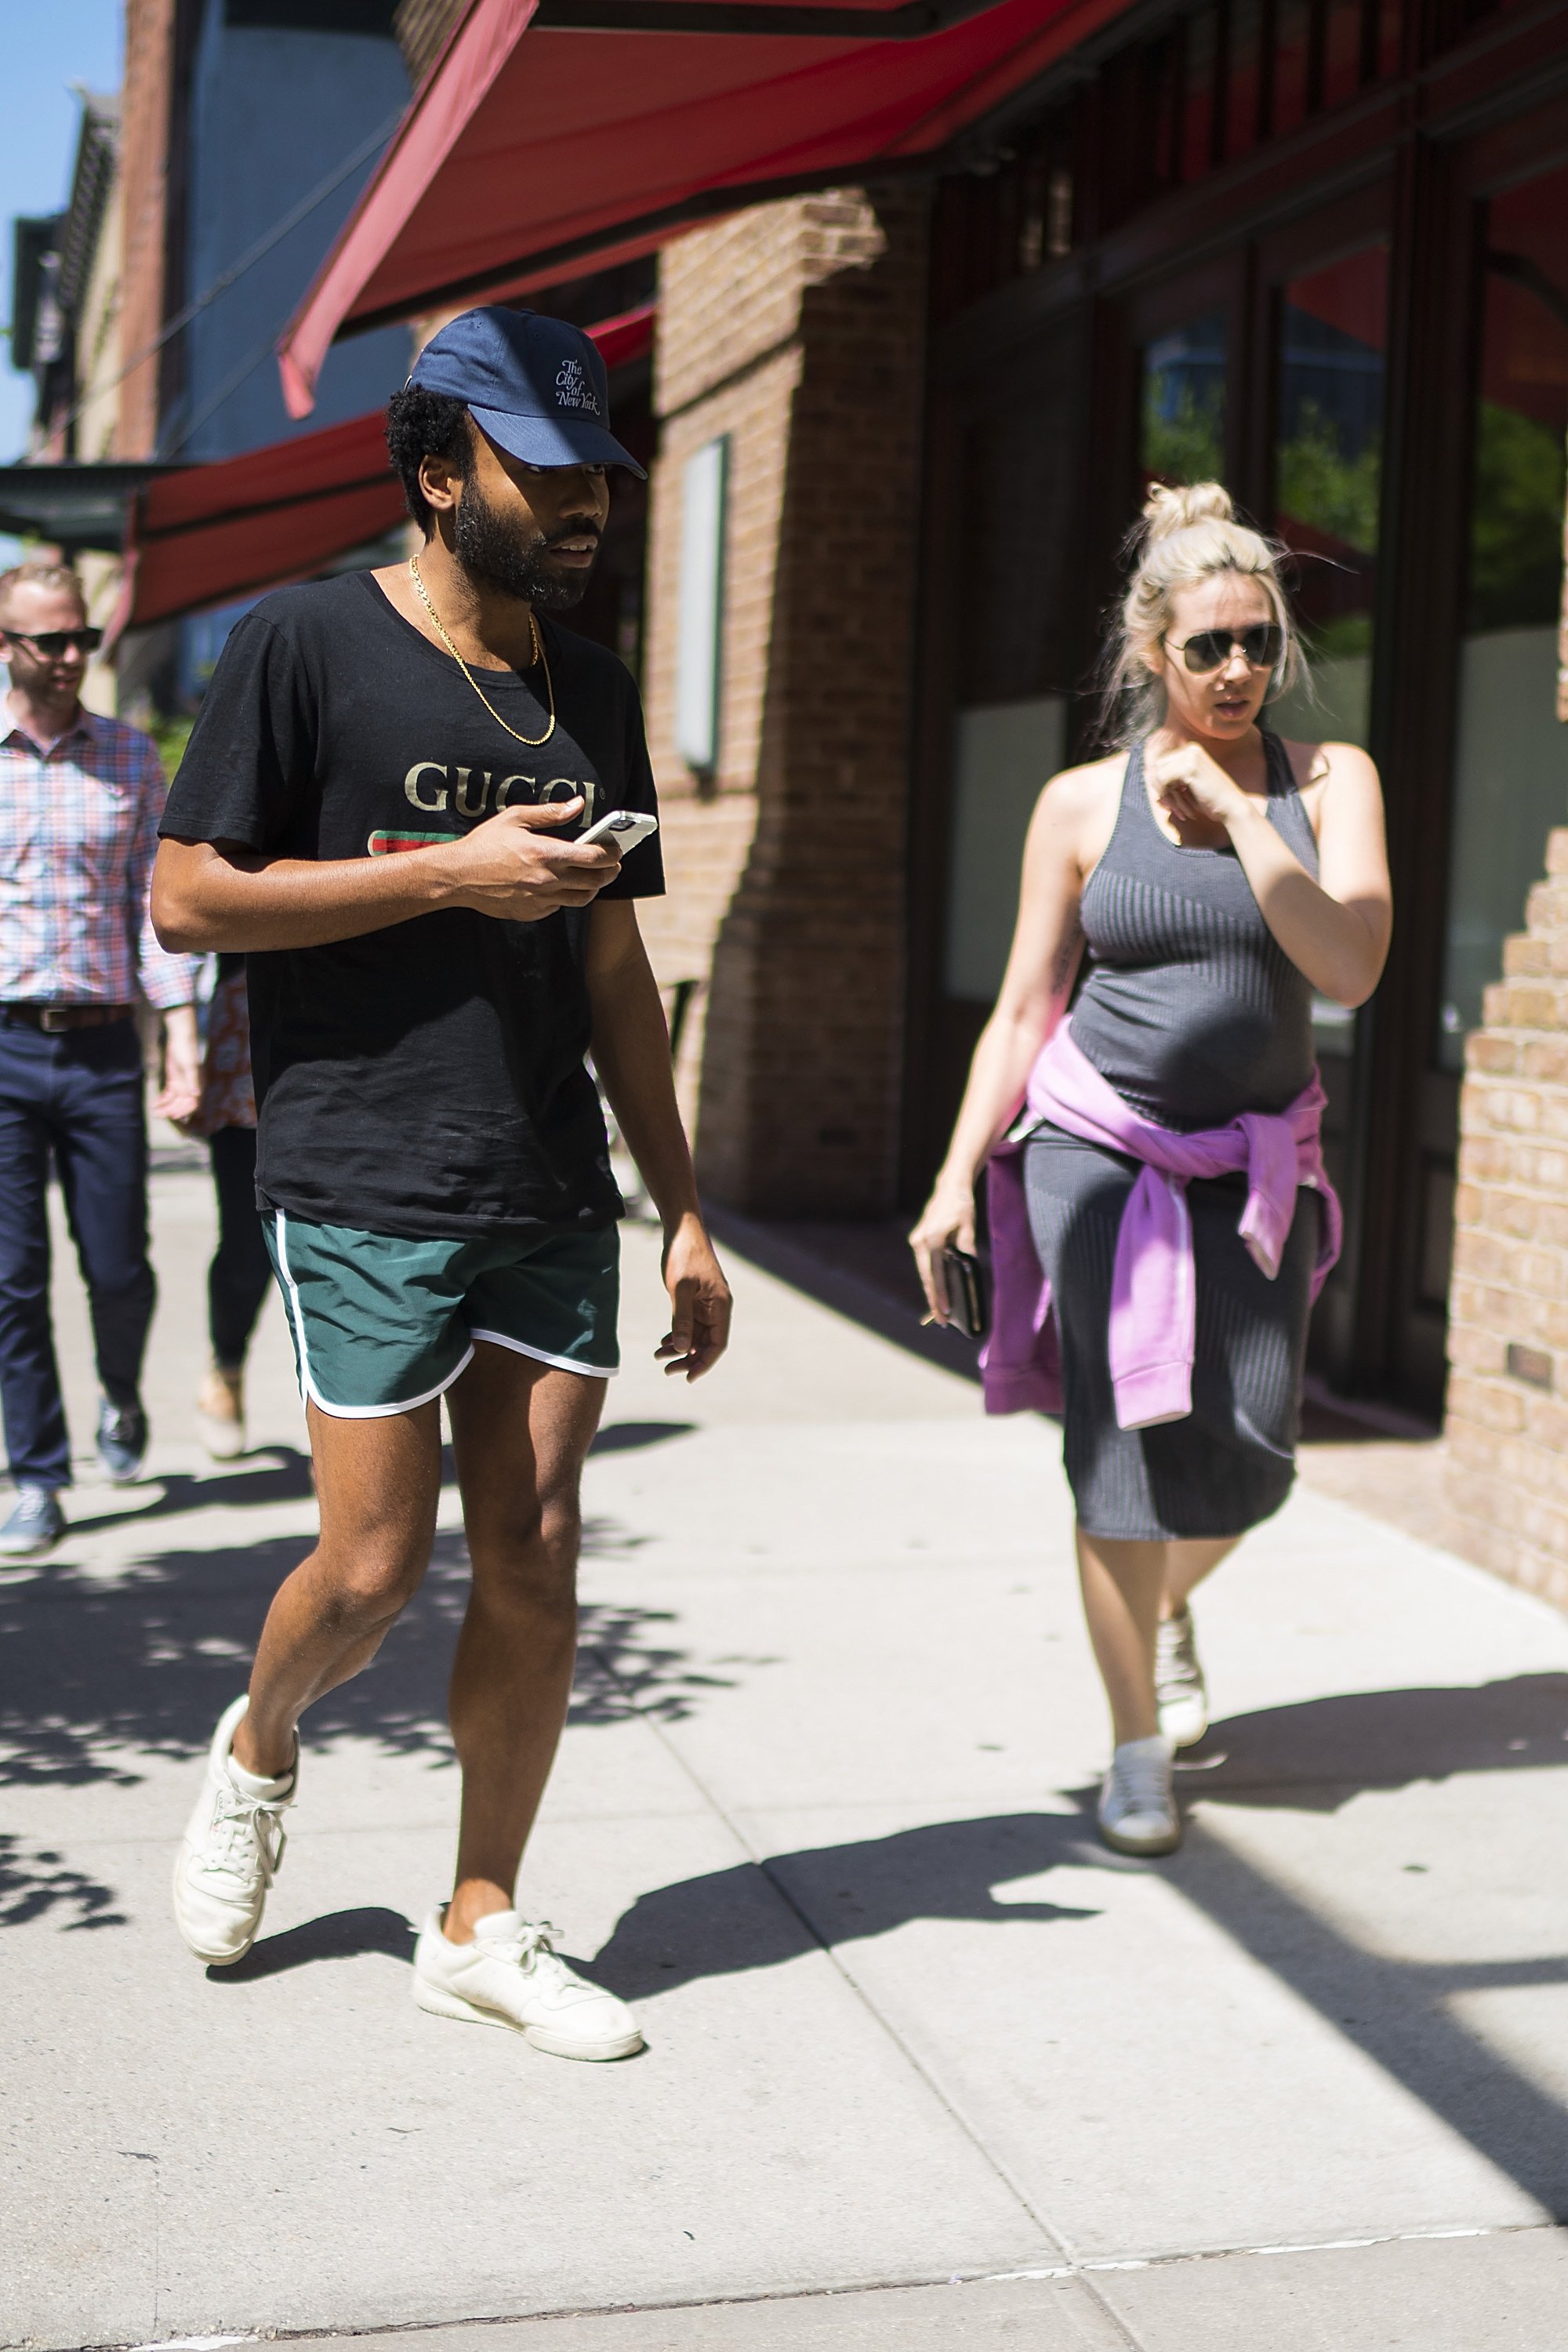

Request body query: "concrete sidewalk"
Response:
[4, 1158, 1568, 2350]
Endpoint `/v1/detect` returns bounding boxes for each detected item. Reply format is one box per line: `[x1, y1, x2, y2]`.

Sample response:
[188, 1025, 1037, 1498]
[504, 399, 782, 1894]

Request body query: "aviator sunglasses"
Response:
[1, 626, 104, 658]
[1168, 623, 1284, 674]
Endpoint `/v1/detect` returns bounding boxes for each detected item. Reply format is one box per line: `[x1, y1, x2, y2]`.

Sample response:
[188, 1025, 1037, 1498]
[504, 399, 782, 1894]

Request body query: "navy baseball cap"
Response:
[408, 307, 647, 478]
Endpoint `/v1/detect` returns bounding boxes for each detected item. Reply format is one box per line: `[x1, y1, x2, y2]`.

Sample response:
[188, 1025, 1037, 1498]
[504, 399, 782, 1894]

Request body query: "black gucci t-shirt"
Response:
[161, 571, 663, 1239]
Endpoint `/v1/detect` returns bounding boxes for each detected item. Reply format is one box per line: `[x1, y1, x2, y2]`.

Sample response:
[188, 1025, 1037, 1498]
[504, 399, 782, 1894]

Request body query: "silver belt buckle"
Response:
[39, 1007, 71, 1033]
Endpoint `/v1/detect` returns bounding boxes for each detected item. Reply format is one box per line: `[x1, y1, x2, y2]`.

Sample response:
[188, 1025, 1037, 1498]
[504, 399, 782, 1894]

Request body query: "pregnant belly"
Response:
[1068, 977, 1312, 1131]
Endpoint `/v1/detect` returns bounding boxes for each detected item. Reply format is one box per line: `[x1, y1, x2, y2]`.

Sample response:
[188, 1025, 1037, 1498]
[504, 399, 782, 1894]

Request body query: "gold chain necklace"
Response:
[408, 554, 556, 746]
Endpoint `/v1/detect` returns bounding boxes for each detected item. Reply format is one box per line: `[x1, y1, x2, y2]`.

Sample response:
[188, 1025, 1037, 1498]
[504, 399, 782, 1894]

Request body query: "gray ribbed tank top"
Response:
[1068, 732, 1319, 1131]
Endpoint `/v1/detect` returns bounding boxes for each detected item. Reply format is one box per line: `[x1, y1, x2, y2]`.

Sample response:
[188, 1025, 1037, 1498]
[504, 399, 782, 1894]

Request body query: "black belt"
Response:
[2, 1003, 135, 1033]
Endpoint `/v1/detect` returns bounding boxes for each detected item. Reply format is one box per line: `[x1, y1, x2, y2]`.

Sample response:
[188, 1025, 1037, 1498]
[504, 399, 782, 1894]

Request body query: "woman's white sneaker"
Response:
[1156, 1604, 1209, 1748]
[1098, 1732, 1181, 1857]
[413, 1907, 643, 2061]
[172, 1694, 296, 1965]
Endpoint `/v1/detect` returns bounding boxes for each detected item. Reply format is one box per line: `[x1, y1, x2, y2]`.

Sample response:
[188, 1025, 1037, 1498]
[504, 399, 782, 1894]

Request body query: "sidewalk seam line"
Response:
[89, 2220, 1568, 2352]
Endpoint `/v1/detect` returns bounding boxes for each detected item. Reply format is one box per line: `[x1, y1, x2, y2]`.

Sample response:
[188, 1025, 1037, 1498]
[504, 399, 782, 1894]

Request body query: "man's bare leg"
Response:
[231, 1399, 442, 1779]
[441, 1342, 606, 1943]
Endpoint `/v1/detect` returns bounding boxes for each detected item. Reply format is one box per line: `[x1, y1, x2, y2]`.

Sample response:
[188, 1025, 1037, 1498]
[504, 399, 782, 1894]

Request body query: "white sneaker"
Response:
[1156, 1605, 1209, 1748]
[413, 1907, 643, 2061]
[1098, 1733, 1181, 1857]
[172, 1694, 296, 1965]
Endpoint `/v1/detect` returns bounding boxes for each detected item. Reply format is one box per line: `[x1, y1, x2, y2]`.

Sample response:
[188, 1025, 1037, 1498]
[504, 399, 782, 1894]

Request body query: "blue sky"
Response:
[2, 1, 122, 556]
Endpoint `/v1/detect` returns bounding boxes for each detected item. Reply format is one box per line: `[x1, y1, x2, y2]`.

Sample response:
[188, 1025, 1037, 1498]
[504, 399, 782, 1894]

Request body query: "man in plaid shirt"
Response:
[0, 561, 200, 1557]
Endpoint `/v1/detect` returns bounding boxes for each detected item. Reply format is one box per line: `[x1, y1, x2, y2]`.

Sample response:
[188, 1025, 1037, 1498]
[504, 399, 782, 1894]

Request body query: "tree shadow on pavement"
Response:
[0, 1831, 125, 1931]
[0, 1534, 728, 1793]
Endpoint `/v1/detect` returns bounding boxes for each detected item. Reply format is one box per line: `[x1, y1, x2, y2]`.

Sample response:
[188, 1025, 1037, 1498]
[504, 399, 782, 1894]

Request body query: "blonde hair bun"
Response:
[1098, 477, 1305, 743]
[1141, 480, 1236, 542]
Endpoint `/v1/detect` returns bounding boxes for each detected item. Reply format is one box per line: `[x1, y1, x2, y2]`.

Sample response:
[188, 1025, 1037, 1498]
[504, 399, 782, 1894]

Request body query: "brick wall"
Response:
[1446, 829, 1568, 1608]
[118, 0, 177, 459]
[637, 186, 930, 1213]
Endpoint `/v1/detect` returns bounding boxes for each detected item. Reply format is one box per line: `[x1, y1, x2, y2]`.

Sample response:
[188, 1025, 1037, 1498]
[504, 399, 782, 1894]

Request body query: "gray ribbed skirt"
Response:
[1023, 1124, 1320, 1541]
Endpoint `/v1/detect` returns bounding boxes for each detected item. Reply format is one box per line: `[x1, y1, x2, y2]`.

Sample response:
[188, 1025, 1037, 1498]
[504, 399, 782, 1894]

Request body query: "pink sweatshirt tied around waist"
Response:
[979, 1026, 1342, 1430]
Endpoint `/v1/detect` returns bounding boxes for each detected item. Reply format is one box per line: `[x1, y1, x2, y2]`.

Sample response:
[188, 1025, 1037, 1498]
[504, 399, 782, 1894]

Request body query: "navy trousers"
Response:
[0, 1015, 154, 1489]
[207, 1124, 271, 1370]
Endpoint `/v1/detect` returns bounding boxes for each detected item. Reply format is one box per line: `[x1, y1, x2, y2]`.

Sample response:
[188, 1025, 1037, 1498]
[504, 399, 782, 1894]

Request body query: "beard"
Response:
[452, 474, 599, 612]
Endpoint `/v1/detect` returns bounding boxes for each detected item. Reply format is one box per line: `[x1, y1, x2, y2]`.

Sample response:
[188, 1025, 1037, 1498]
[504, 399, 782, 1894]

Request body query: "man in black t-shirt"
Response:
[153, 308, 731, 2061]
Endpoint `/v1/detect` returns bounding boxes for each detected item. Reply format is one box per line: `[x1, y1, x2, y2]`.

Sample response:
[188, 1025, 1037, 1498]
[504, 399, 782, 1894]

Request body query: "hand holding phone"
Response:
[941, 1247, 989, 1342]
[579, 808, 659, 853]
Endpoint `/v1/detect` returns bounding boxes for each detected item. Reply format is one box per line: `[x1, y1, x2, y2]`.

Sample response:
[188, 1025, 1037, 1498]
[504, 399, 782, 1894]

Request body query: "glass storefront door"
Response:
[1439, 162, 1568, 1067]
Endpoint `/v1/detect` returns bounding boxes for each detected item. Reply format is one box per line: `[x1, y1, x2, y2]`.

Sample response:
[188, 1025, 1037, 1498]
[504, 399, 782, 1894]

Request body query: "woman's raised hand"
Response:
[1146, 738, 1250, 835]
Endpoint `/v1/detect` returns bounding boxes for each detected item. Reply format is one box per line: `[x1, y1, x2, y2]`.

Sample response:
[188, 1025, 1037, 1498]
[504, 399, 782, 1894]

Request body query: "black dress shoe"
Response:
[96, 1399, 148, 1486]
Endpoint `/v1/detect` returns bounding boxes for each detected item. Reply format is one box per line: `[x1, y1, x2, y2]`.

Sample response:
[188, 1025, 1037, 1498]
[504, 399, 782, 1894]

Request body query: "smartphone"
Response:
[942, 1247, 989, 1343]
[579, 808, 659, 853]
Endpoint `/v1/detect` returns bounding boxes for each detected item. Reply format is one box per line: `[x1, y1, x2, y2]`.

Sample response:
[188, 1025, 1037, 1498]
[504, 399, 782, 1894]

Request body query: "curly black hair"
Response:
[384, 383, 474, 535]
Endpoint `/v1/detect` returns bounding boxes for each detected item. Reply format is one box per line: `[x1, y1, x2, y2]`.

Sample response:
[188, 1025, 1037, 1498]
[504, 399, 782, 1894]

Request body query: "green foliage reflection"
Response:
[1142, 383, 1224, 488]
[148, 715, 194, 780]
[1277, 400, 1380, 554]
[1468, 401, 1567, 633]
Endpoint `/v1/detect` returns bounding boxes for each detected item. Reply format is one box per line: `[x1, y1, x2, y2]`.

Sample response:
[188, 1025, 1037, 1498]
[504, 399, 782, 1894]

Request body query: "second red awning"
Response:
[123, 410, 407, 631]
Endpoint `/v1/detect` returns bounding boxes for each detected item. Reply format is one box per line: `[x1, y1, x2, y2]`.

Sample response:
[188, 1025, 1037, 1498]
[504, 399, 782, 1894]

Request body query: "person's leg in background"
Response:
[0, 1018, 71, 1554]
[50, 1020, 156, 1487]
[198, 1123, 271, 1458]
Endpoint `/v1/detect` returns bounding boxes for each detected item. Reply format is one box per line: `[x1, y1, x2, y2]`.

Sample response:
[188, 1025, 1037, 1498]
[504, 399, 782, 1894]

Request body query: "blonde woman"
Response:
[912, 483, 1391, 1856]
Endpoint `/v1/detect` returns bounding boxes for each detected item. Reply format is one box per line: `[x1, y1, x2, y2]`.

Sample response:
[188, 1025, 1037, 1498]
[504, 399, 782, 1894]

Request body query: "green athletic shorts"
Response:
[263, 1210, 620, 1417]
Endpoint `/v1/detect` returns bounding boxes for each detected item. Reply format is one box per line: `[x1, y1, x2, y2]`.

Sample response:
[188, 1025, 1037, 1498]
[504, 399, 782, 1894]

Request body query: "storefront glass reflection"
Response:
[1271, 245, 1388, 751]
[1269, 245, 1388, 1206]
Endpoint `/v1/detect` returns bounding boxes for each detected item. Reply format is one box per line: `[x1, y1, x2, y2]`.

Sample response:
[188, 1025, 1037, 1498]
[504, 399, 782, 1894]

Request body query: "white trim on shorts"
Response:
[467, 1327, 619, 1379]
[274, 1209, 476, 1420]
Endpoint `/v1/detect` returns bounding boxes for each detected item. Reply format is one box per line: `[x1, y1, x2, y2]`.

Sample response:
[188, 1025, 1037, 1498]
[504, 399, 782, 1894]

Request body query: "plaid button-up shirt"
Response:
[0, 694, 199, 1013]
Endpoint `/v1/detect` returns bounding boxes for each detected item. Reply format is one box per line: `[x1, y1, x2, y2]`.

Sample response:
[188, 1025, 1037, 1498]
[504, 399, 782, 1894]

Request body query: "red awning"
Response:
[122, 410, 405, 631]
[122, 303, 658, 630]
[279, 0, 1131, 416]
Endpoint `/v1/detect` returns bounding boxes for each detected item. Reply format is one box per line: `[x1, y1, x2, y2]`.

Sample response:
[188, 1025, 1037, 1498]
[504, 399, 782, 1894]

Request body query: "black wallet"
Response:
[942, 1247, 990, 1342]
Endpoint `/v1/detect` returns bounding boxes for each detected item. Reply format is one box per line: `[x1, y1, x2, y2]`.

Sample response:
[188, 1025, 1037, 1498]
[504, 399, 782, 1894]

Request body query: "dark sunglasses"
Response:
[1, 626, 103, 658]
[1169, 624, 1284, 674]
